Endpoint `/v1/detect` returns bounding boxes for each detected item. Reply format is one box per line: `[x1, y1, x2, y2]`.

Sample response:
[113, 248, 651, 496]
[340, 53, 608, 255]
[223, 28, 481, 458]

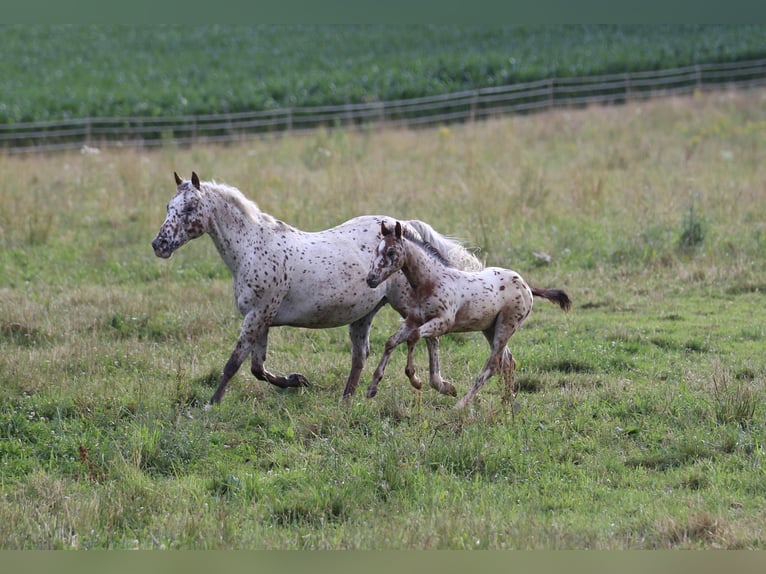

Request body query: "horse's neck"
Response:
[401, 240, 442, 292]
[205, 193, 263, 273]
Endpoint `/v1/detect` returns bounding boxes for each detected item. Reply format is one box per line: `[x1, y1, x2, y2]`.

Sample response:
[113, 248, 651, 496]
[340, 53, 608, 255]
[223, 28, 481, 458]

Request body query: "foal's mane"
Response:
[203, 180, 283, 226]
[403, 232, 454, 268]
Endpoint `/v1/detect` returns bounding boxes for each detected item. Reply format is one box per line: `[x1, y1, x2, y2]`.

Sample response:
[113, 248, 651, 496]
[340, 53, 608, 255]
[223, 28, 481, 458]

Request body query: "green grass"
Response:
[1, 25, 766, 123]
[1, 88, 766, 548]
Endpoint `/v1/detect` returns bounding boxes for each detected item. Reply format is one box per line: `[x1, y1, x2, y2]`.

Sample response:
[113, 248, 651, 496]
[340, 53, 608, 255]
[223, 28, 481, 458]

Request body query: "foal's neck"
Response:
[401, 239, 442, 292]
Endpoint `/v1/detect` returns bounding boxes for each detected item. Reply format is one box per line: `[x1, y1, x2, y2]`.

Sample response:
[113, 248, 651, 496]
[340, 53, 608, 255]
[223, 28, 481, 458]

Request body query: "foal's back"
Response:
[429, 265, 534, 333]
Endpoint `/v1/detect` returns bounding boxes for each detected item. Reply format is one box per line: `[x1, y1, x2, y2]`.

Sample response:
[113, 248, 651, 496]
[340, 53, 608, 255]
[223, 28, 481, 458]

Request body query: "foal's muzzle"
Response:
[366, 274, 380, 288]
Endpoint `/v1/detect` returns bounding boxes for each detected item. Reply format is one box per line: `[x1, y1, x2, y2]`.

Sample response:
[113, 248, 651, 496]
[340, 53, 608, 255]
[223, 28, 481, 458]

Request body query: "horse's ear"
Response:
[191, 172, 201, 190]
[394, 221, 403, 238]
[174, 172, 183, 186]
[381, 221, 390, 236]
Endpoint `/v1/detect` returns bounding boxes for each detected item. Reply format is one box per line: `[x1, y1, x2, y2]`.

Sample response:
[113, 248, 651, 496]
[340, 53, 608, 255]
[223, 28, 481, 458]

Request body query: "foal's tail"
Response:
[403, 219, 483, 272]
[531, 287, 572, 312]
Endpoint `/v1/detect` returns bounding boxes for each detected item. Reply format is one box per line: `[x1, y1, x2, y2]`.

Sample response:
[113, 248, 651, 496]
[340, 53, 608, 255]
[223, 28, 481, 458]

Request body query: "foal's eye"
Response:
[386, 248, 396, 257]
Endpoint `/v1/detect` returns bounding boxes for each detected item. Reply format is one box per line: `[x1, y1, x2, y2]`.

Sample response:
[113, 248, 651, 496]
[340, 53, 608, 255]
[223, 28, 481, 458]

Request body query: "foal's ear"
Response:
[381, 221, 391, 236]
[394, 221, 403, 238]
[191, 172, 201, 191]
[174, 172, 183, 186]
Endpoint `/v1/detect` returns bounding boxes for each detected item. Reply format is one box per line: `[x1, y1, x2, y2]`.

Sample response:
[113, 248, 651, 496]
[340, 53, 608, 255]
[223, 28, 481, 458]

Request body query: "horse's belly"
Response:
[273, 288, 383, 328]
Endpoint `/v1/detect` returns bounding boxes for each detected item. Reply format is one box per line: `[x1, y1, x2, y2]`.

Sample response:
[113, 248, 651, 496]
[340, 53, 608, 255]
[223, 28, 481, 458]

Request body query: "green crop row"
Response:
[1, 24, 766, 124]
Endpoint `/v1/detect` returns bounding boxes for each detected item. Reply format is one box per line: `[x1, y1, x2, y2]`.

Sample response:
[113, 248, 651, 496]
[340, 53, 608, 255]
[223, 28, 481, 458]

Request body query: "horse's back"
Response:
[270, 216, 387, 327]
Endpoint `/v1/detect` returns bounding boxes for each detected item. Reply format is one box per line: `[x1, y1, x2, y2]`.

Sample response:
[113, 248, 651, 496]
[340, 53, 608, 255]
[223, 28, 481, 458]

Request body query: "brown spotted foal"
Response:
[366, 221, 571, 409]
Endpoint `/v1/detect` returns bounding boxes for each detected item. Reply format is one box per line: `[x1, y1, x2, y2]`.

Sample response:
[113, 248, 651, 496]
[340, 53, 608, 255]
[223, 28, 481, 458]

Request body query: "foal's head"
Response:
[152, 172, 209, 258]
[366, 221, 407, 288]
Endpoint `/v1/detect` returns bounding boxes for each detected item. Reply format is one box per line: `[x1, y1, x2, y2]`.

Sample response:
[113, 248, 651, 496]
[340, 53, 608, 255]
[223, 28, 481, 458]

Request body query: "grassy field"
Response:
[1, 88, 765, 549]
[2, 25, 766, 123]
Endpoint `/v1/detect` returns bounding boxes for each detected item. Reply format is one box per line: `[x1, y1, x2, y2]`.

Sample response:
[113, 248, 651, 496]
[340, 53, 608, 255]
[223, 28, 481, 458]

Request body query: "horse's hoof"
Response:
[289, 373, 310, 387]
[366, 387, 378, 399]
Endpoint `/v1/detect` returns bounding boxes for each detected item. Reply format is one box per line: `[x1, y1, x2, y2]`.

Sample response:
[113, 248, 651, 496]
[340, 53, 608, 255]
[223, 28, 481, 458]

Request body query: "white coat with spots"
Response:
[151, 173, 482, 406]
[366, 221, 571, 409]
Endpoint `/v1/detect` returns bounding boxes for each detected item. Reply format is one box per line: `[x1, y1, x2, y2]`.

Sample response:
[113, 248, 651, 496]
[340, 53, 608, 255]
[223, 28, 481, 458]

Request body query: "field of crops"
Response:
[2, 24, 766, 124]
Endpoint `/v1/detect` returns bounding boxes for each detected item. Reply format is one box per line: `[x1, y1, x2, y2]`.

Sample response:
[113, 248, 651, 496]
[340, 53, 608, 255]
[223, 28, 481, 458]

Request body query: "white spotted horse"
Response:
[151, 172, 482, 406]
[366, 221, 572, 409]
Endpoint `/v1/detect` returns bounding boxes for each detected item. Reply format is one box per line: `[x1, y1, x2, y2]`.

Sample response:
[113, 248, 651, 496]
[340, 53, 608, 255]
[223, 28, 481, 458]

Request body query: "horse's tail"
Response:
[530, 287, 572, 312]
[403, 219, 483, 272]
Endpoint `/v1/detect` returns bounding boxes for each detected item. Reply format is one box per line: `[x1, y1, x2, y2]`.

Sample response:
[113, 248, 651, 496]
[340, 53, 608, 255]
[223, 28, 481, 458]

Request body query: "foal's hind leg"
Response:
[499, 347, 517, 406]
[453, 348, 503, 410]
[453, 317, 518, 410]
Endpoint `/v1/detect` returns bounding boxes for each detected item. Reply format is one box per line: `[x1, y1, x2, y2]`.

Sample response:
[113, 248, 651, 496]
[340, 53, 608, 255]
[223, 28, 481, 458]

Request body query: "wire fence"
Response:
[3, 58, 766, 154]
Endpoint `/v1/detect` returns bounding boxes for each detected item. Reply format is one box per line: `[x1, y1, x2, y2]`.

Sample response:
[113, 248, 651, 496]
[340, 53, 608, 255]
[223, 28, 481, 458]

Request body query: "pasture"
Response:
[1, 88, 765, 549]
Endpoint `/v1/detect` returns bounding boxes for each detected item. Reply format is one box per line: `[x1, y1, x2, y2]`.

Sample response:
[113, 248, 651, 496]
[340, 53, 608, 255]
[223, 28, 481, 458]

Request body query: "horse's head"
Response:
[152, 172, 209, 258]
[366, 221, 407, 288]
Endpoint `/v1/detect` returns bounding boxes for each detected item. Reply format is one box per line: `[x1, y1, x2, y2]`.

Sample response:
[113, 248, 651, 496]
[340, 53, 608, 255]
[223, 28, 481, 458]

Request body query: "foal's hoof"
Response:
[453, 395, 471, 410]
[430, 379, 457, 396]
[366, 387, 378, 399]
[407, 377, 423, 390]
[441, 381, 457, 397]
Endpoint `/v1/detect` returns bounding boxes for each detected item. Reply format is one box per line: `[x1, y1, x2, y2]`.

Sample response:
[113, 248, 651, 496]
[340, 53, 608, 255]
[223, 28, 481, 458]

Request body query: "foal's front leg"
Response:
[404, 338, 423, 391]
[424, 337, 457, 396]
[406, 337, 453, 394]
[367, 319, 418, 398]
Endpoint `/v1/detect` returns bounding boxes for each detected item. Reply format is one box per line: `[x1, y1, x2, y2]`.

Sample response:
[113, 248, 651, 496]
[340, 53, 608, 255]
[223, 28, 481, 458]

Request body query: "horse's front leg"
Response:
[367, 320, 416, 399]
[250, 327, 310, 389]
[208, 311, 263, 406]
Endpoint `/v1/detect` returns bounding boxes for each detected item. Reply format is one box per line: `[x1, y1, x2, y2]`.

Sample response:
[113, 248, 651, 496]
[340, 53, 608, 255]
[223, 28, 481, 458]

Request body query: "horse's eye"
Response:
[386, 248, 396, 257]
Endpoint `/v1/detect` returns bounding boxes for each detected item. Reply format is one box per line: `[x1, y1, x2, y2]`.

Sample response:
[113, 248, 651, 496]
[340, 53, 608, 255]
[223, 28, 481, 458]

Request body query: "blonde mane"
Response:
[203, 180, 280, 225]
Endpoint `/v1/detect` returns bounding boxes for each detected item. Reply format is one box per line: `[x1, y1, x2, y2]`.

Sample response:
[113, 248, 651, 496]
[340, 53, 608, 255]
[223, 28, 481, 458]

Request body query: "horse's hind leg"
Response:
[342, 306, 382, 400]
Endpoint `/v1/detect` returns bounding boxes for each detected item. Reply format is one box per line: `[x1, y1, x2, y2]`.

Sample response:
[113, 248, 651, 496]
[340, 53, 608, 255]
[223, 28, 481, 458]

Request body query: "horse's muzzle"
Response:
[151, 237, 173, 259]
